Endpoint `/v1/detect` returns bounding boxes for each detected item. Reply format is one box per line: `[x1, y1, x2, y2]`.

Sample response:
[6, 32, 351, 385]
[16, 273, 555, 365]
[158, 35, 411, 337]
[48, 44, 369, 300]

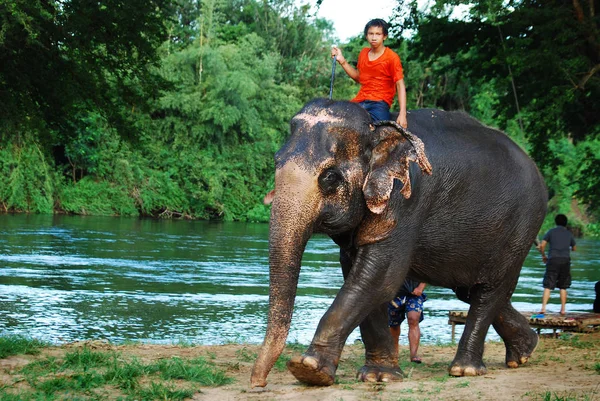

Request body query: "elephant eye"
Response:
[319, 168, 342, 192]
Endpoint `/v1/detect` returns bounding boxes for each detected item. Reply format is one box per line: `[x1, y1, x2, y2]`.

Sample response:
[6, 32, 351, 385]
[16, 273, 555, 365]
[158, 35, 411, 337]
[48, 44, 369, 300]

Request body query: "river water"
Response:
[0, 215, 598, 346]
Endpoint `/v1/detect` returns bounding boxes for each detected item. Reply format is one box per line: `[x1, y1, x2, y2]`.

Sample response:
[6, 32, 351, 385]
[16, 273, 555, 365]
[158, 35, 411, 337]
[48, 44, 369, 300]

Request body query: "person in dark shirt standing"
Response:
[538, 214, 576, 315]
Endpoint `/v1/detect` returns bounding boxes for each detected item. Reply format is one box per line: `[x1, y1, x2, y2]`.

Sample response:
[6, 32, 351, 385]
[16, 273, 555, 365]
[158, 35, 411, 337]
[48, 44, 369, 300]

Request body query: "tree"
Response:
[0, 0, 173, 144]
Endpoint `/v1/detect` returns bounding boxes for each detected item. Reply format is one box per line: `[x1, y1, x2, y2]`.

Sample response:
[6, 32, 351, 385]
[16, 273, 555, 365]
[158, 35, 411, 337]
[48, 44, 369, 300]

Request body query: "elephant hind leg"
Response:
[356, 303, 403, 383]
[449, 280, 521, 377]
[492, 303, 538, 368]
[449, 284, 491, 377]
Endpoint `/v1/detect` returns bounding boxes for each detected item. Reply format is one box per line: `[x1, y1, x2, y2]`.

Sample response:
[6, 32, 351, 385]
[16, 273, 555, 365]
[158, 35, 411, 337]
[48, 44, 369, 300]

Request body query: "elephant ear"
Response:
[263, 190, 275, 205]
[363, 121, 432, 214]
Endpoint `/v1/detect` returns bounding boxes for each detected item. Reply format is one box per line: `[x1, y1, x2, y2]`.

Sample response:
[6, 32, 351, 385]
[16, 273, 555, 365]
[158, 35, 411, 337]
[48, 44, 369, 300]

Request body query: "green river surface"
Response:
[1, 215, 598, 345]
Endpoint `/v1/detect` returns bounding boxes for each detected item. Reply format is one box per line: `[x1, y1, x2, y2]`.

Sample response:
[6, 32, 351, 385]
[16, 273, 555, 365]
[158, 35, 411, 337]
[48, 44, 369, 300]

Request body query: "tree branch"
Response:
[577, 63, 600, 89]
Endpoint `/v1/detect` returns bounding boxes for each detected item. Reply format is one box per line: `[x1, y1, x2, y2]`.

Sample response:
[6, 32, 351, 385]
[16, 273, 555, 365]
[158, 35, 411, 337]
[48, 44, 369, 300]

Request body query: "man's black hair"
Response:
[364, 19, 389, 37]
[555, 214, 568, 227]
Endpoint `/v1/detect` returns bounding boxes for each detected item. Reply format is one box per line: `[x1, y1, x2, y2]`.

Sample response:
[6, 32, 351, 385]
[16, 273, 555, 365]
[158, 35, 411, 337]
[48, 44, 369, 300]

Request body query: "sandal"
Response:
[411, 357, 422, 364]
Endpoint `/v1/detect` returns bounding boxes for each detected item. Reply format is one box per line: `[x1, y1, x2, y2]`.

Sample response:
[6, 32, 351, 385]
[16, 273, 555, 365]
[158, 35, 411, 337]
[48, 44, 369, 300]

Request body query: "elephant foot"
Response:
[448, 360, 487, 377]
[287, 355, 336, 386]
[357, 365, 403, 383]
[505, 329, 538, 368]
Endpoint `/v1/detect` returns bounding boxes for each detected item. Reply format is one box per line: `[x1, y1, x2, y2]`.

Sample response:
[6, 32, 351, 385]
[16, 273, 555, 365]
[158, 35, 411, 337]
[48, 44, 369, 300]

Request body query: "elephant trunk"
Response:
[250, 162, 319, 388]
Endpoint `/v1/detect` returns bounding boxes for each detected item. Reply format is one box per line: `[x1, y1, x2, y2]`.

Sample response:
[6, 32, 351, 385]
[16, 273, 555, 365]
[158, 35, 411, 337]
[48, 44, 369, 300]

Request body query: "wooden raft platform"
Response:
[448, 310, 600, 341]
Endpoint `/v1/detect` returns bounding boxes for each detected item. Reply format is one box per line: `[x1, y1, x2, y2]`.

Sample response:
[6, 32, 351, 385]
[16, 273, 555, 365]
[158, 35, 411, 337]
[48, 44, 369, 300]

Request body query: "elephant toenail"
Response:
[463, 367, 477, 376]
[303, 356, 319, 370]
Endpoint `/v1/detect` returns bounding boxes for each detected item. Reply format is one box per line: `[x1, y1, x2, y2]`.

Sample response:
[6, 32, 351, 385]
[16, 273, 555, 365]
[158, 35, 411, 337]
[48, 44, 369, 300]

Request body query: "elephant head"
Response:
[250, 99, 431, 388]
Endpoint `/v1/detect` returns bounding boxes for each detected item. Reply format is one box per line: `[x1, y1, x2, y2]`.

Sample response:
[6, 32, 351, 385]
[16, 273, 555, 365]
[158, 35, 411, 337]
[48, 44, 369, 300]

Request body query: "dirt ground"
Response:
[2, 331, 599, 400]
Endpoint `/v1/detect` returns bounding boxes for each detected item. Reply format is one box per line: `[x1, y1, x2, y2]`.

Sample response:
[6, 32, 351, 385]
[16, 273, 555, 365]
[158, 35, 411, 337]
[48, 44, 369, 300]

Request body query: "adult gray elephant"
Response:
[250, 98, 547, 388]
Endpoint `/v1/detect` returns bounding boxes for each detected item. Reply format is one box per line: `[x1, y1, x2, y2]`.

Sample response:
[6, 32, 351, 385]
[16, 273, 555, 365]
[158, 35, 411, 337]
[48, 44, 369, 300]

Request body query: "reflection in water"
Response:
[0, 215, 598, 345]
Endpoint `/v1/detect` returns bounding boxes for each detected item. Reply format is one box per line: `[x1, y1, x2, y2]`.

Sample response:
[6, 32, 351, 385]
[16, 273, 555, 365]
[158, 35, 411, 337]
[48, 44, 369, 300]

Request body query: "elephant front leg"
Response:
[288, 247, 406, 386]
[287, 307, 401, 386]
[286, 313, 345, 386]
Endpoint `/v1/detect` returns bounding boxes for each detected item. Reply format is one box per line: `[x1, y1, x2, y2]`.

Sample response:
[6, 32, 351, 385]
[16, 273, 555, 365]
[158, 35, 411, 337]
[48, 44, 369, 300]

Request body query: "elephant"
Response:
[250, 98, 547, 388]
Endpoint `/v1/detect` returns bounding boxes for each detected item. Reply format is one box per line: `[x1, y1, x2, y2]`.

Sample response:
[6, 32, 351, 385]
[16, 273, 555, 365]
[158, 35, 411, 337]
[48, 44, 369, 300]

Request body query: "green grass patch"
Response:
[3, 345, 233, 400]
[432, 375, 449, 383]
[528, 390, 598, 400]
[558, 333, 598, 349]
[147, 357, 233, 386]
[20, 356, 61, 376]
[33, 371, 105, 394]
[134, 382, 195, 401]
[103, 357, 146, 390]
[274, 354, 291, 372]
[234, 347, 256, 362]
[62, 347, 114, 369]
[0, 335, 48, 359]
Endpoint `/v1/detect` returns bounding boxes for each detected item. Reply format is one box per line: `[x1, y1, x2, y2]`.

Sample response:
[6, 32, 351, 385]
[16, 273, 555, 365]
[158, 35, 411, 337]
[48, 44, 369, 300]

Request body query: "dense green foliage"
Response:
[1, 0, 334, 221]
[382, 0, 600, 233]
[0, 0, 598, 233]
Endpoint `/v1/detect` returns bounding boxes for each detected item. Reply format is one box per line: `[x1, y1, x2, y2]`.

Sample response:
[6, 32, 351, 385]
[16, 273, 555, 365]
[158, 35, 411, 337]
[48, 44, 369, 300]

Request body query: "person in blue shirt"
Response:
[538, 214, 576, 315]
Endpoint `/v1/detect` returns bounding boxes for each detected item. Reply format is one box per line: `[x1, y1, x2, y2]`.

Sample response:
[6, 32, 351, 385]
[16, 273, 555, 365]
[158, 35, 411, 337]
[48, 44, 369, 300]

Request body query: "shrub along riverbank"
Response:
[1, 1, 598, 236]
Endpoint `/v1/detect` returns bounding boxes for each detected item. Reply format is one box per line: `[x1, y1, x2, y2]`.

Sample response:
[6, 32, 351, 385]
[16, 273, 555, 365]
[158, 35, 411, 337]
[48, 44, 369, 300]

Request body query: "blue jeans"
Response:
[359, 100, 391, 122]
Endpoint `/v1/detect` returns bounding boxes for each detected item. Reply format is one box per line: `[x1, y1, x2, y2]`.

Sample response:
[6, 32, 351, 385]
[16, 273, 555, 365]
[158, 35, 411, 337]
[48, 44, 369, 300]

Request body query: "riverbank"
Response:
[1, 332, 598, 400]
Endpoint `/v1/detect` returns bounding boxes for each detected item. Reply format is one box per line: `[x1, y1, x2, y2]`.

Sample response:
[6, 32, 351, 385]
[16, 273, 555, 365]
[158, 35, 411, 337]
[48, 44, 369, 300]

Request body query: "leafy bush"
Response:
[58, 177, 138, 216]
[0, 140, 55, 213]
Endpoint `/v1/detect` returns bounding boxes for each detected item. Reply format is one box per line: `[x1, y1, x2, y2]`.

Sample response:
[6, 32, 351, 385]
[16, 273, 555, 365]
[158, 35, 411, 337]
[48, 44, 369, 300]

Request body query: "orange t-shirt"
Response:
[351, 47, 404, 107]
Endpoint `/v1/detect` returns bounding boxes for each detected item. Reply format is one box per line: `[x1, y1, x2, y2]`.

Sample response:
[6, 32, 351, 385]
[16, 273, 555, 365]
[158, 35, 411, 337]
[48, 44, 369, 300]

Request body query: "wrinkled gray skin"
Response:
[250, 98, 547, 388]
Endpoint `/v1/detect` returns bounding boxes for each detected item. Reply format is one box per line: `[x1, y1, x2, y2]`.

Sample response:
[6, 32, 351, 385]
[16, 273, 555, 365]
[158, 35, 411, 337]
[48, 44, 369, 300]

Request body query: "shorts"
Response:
[388, 293, 426, 327]
[543, 257, 571, 289]
[359, 100, 391, 122]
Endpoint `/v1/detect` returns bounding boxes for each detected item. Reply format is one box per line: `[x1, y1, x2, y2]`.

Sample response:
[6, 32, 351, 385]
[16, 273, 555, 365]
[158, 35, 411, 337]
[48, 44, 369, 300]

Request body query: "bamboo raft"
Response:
[448, 310, 600, 341]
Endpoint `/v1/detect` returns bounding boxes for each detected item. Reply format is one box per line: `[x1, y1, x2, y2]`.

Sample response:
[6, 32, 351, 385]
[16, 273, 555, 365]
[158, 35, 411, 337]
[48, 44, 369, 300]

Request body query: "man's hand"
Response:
[412, 283, 426, 297]
[396, 112, 408, 129]
[331, 46, 346, 66]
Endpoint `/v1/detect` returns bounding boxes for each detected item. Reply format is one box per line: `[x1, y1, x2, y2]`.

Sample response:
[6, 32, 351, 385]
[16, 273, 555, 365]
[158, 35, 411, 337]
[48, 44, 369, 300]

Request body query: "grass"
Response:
[0, 335, 48, 359]
[558, 334, 597, 349]
[234, 346, 256, 363]
[148, 357, 233, 386]
[135, 382, 196, 400]
[0, 341, 233, 401]
[527, 390, 599, 400]
[274, 353, 291, 372]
